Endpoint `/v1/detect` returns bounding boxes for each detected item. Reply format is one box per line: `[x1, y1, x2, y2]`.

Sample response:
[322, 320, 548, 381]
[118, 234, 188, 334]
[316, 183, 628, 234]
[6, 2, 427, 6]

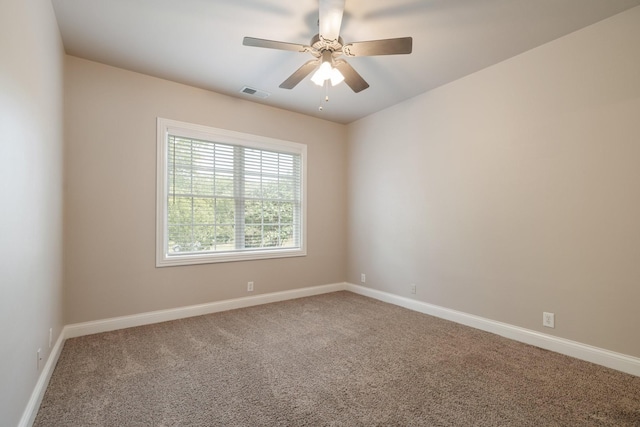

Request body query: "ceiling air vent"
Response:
[240, 86, 270, 99]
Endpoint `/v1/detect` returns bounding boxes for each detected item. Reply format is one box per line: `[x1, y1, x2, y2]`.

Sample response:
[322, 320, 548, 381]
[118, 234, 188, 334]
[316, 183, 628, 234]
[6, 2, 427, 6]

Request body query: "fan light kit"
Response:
[243, 0, 412, 95]
[310, 51, 345, 87]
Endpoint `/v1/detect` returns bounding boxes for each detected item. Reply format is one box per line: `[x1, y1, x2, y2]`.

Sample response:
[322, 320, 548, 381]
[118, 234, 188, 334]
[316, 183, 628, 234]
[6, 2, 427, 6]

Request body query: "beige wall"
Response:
[64, 56, 348, 324]
[347, 7, 640, 358]
[0, 0, 65, 424]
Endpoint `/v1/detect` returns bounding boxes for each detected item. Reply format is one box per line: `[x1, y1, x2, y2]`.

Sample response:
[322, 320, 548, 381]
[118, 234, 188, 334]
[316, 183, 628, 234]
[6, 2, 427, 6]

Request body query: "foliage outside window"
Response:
[156, 118, 306, 266]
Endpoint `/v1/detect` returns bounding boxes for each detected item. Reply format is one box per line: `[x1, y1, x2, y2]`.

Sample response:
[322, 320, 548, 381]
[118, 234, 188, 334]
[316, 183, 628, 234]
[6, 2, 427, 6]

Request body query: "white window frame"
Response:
[156, 118, 307, 267]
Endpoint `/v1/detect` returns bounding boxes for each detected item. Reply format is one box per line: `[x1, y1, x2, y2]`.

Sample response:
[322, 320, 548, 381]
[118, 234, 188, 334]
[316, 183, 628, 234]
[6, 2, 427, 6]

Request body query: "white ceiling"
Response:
[52, 0, 640, 124]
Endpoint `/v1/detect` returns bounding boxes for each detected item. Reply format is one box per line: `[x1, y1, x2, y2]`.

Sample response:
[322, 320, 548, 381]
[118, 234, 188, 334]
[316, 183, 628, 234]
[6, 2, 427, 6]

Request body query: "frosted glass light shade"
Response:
[330, 68, 344, 86]
[311, 62, 333, 86]
[311, 63, 344, 87]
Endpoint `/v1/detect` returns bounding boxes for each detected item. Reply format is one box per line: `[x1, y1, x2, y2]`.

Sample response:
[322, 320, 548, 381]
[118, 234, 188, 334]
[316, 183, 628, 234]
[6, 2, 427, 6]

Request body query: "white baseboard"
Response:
[21, 281, 640, 426]
[18, 331, 65, 427]
[64, 282, 347, 339]
[63, 281, 640, 377]
[346, 283, 640, 377]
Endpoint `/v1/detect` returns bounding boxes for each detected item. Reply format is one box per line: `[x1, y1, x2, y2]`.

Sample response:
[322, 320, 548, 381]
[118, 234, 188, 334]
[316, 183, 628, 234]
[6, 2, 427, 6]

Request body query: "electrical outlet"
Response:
[410, 283, 416, 294]
[543, 312, 555, 328]
[37, 348, 42, 371]
[247, 281, 254, 292]
[360, 273, 366, 283]
[49, 328, 53, 348]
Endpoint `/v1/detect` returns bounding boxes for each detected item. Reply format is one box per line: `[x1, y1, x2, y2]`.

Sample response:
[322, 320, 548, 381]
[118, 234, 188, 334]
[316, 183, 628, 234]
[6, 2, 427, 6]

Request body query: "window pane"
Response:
[193, 198, 215, 224]
[170, 166, 192, 195]
[192, 171, 214, 196]
[168, 197, 192, 225]
[214, 173, 234, 198]
[192, 225, 214, 251]
[214, 225, 235, 250]
[168, 225, 192, 253]
[245, 174, 262, 199]
[245, 200, 262, 224]
[279, 202, 294, 224]
[263, 201, 280, 224]
[279, 225, 294, 247]
[262, 176, 279, 200]
[244, 225, 262, 248]
[215, 198, 235, 224]
[279, 178, 295, 200]
[263, 225, 280, 247]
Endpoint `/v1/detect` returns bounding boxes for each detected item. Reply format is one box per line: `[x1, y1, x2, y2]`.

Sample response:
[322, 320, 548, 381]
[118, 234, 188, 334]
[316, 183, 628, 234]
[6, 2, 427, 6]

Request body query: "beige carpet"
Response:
[35, 291, 640, 426]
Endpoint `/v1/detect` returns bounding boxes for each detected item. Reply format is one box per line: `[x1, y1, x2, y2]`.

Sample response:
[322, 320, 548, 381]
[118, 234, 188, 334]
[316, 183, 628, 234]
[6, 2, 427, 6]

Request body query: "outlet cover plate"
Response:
[543, 312, 555, 328]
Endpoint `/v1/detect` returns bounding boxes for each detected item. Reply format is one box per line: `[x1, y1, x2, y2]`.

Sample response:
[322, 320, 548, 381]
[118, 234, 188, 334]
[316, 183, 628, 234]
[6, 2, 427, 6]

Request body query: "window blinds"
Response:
[167, 135, 302, 255]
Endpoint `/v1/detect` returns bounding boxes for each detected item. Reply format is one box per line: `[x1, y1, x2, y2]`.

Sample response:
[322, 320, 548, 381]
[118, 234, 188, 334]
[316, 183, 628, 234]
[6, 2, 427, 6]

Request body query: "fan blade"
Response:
[280, 59, 320, 89]
[319, 0, 345, 41]
[334, 60, 369, 93]
[343, 37, 413, 56]
[243, 37, 308, 52]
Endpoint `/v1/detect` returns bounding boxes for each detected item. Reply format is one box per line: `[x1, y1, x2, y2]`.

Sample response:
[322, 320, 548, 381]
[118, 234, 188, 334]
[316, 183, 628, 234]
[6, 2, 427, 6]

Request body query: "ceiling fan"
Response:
[243, 0, 413, 93]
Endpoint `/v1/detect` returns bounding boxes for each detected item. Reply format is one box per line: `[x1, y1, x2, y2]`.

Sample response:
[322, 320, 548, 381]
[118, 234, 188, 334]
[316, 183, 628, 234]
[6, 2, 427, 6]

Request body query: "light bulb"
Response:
[330, 68, 344, 86]
[311, 61, 332, 86]
[311, 70, 324, 86]
[311, 70, 325, 86]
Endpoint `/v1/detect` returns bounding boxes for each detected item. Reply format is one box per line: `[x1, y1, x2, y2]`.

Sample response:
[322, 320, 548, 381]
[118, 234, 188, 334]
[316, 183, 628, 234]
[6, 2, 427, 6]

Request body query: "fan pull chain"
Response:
[325, 79, 329, 102]
[319, 80, 330, 111]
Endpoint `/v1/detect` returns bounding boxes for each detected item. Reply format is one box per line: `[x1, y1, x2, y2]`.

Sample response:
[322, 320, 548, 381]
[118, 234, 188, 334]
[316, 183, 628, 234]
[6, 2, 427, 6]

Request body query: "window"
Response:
[156, 118, 306, 266]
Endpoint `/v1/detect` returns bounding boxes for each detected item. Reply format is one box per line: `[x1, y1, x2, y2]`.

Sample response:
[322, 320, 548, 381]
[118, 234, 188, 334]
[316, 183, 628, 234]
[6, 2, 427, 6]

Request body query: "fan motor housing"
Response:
[311, 34, 344, 55]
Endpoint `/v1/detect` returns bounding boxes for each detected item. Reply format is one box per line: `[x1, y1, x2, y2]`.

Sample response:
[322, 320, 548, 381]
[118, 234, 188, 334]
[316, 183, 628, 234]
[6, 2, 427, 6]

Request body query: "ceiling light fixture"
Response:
[311, 51, 344, 87]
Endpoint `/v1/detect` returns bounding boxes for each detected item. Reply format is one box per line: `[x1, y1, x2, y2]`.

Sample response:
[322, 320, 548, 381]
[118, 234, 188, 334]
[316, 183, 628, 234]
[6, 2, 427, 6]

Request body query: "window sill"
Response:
[156, 247, 307, 267]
